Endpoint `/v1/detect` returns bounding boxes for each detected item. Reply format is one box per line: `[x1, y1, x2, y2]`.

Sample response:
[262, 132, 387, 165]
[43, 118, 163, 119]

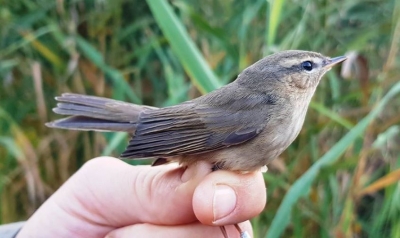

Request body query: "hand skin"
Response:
[17, 157, 267, 238]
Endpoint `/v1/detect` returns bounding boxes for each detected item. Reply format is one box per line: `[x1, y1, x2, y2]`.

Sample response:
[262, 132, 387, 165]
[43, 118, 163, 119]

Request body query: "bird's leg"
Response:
[220, 226, 228, 238]
[211, 162, 224, 171]
[235, 224, 251, 238]
[219, 224, 251, 238]
[151, 157, 168, 166]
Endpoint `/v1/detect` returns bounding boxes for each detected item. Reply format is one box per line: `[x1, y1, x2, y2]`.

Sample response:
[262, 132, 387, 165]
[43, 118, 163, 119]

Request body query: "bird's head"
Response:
[237, 50, 347, 93]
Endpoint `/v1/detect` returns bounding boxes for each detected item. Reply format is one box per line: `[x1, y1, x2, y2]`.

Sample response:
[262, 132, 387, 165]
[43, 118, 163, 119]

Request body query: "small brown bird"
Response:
[46, 50, 346, 238]
[47, 50, 346, 172]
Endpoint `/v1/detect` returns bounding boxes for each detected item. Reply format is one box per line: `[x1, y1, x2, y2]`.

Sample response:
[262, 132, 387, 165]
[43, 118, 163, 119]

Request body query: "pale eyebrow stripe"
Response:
[279, 57, 323, 68]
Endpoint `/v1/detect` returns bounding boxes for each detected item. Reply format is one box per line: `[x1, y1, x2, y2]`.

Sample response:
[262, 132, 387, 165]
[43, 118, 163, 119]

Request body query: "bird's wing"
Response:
[121, 92, 276, 158]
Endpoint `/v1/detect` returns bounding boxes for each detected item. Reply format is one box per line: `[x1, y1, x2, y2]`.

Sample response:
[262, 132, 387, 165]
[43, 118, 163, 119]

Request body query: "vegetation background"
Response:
[1, 0, 399, 237]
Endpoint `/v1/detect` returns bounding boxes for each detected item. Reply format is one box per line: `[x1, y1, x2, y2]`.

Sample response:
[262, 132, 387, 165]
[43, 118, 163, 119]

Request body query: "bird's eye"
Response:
[301, 61, 313, 71]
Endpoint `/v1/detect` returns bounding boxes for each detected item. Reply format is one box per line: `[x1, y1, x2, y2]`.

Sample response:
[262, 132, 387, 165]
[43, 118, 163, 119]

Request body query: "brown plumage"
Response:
[46, 50, 346, 171]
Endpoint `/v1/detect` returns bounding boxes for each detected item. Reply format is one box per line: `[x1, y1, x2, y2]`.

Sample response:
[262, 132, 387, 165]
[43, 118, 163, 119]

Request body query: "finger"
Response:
[193, 170, 266, 226]
[18, 157, 214, 238]
[63, 157, 214, 226]
[105, 221, 253, 238]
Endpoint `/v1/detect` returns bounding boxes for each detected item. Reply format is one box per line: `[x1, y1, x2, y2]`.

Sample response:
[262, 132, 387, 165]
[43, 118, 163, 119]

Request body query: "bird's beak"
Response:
[324, 56, 347, 68]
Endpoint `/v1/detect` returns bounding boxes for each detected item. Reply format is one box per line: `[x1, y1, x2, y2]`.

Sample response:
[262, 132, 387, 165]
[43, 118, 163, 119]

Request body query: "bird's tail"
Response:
[45, 93, 156, 133]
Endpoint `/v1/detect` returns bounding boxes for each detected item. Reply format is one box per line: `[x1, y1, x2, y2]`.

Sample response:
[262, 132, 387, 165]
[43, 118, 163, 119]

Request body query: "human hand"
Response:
[18, 157, 266, 238]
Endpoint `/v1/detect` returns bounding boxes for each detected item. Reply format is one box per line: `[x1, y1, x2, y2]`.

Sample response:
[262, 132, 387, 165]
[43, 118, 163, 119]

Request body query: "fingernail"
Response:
[213, 184, 237, 221]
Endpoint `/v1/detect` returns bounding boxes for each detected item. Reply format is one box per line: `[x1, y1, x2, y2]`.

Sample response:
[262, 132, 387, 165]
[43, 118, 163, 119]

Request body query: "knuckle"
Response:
[80, 156, 115, 172]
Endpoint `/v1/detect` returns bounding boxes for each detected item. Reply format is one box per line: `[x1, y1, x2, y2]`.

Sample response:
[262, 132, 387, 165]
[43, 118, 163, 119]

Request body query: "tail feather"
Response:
[46, 116, 137, 132]
[46, 93, 156, 133]
[53, 103, 122, 121]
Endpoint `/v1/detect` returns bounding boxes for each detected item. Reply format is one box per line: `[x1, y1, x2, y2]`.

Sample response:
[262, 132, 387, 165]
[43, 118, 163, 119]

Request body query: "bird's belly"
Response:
[179, 132, 293, 171]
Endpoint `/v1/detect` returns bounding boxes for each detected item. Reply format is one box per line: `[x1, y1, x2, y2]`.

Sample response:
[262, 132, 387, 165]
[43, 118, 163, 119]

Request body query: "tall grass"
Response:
[1, 0, 399, 237]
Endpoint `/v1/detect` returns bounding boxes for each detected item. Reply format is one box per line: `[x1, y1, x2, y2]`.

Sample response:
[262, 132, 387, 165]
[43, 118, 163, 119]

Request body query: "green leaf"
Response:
[146, 0, 222, 94]
[267, 0, 287, 46]
[75, 36, 141, 103]
[310, 102, 354, 129]
[0, 137, 24, 161]
[0, 26, 55, 58]
[102, 132, 127, 156]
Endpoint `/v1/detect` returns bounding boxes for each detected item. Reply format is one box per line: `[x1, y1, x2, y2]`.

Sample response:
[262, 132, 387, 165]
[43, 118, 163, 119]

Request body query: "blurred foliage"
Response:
[1, 0, 400, 237]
